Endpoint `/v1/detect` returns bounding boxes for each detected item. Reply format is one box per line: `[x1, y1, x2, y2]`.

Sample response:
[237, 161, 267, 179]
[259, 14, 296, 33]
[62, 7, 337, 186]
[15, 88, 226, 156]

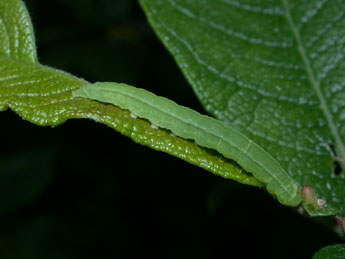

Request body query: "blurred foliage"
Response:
[313, 244, 345, 259]
[0, 0, 342, 258]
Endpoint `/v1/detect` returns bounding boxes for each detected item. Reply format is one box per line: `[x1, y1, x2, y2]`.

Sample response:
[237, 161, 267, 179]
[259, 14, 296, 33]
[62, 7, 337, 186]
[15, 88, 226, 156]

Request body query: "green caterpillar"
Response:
[73, 82, 301, 207]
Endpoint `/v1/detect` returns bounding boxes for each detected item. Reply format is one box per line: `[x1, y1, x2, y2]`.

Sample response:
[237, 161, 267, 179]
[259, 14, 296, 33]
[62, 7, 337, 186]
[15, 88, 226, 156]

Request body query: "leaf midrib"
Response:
[282, 0, 345, 168]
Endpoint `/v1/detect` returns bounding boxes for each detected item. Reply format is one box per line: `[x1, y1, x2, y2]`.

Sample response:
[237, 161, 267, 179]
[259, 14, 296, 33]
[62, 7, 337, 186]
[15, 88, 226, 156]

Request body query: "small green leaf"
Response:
[0, 0, 261, 188]
[313, 244, 345, 259]
[303, 204, 340, 217]
[301, 185, 339, 216]
[140, 0, 345, 215]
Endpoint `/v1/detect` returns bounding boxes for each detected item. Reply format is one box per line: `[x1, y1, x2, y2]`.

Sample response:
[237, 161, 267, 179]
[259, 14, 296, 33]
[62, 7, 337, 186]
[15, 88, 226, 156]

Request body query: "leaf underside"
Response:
[0, 0, 262, 193]
[140, 0, 345, 216]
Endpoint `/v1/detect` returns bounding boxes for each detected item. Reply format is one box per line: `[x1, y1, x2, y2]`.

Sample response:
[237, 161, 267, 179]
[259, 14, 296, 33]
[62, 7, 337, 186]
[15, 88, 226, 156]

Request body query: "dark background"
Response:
[0, 0, 341, 258]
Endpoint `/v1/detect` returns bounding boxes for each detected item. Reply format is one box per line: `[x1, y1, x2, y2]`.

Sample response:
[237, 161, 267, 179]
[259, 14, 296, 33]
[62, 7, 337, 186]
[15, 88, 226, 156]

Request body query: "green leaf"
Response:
[313, 244, 345, 259]
[0, 0, 37, 63]
[301, 185, 339, 216]
[303, 203, 340, 217]
[0, 0, 261, 189]
[140, 0, 345, 215]
[0, 0, 37, 112]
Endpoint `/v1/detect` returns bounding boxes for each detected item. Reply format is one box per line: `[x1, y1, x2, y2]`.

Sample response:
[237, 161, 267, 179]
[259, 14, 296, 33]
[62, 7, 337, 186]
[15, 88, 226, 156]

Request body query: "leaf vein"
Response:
[168, 0, 292, 48]
[282, 0, 345, 168]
